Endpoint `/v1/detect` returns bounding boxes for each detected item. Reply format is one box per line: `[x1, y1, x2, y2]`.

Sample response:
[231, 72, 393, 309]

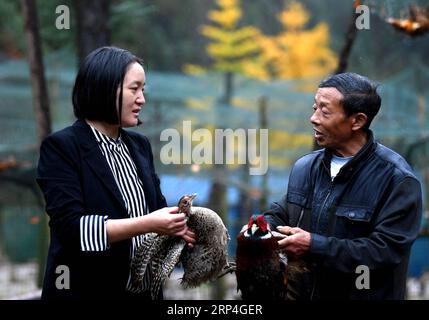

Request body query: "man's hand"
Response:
[276, 226, 311, 257]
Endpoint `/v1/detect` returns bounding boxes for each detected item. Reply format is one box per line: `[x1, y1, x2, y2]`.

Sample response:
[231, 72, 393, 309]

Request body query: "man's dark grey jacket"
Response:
[264, 131, 422, 300]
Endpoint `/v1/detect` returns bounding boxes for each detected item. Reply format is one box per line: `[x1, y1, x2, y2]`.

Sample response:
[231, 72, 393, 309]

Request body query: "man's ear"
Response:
[351, 113, 368, 131]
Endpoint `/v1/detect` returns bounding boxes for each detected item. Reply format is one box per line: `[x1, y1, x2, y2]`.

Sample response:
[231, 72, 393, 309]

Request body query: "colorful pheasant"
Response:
[235, 214, 289, 300]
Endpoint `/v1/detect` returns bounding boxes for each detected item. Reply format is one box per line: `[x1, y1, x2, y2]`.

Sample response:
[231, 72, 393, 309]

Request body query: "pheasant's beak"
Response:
[189, 194, 197, 201]
[251, 223, 258, 235]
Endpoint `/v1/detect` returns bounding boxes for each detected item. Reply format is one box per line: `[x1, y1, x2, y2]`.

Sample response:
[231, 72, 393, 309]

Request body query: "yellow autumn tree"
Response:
[184, 0, 267, 103]
[259, 1, 337, 81]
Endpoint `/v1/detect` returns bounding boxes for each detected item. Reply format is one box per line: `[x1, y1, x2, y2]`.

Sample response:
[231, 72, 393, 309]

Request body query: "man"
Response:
[265, 72, 422, 300]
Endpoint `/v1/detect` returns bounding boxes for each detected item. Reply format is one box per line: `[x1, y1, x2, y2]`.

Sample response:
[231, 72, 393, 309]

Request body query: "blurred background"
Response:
[0, 0, 428, 299]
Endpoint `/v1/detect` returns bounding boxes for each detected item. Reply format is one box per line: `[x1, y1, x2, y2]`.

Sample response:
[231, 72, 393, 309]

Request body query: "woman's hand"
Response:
[148, 208, 197, 247]
[106, 207, 191, 244]
[148, 207, 188, 237]
[182, 229, 196, 248]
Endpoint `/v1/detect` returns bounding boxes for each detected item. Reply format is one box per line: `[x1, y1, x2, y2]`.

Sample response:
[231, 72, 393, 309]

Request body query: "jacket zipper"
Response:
[296, 208, 304, 227]
[310, 178, 335, 300]
[315, 179, 335, 233]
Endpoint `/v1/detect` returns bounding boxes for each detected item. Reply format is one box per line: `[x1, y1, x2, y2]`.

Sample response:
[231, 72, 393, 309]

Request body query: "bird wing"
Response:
[130, 232, 158, 291]
[130, 232, 186, 297]
[149, 237, 186, 299]
[236, 231, 289, 300]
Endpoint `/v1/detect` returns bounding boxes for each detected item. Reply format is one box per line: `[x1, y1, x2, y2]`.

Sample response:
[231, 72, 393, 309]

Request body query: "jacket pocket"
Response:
[287, 189, 312, 209]
[333, 205, 373, 238]
[286, 191, 312, 230]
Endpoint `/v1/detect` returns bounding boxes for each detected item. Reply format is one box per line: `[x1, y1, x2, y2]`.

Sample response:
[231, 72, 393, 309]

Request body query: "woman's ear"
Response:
[351, 113, 368, 131]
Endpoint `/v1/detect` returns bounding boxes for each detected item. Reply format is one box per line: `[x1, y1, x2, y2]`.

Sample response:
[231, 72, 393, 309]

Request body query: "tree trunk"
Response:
[207, 168, 228, 299]
[74, 0, 111, 66]
[21, 0, 52, 288]
[334, 5, 360, 74]
[22, 0, 51, 145]
[222, 72, 233, 105]
[237, 148, 251, 235]
[207, 110, 228, 298]
[258, 96, 269, 212]
[208, 70, 235, 298]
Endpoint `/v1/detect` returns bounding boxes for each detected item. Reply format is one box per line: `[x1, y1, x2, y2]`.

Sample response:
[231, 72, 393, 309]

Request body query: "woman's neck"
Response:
[85, 119, 120, 139]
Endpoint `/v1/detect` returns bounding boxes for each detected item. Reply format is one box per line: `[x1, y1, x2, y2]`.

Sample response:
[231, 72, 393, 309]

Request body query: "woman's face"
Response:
[119, 62, 146, 127]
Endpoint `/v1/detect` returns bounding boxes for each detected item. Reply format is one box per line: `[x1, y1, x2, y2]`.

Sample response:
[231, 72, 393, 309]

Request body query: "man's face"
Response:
[310, 87, 354, 153]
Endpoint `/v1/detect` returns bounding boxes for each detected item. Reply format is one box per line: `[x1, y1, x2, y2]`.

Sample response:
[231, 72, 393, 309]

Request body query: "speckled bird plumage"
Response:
[130, 194, 231, 299]
[179, 205, 230, 287]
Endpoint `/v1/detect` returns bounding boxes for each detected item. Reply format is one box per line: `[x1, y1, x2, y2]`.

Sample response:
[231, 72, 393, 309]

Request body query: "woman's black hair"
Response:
[72, 46, 143, 125]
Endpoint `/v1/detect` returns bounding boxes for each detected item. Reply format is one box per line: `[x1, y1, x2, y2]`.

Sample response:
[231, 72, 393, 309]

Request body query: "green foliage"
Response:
[110, 1, 157, 56]
[112, 0, 212, 71]
[0, 0, 428, 76]
[37, 0, 75, 52]
[0, 1, 25, 58]
[0, 0, 76, 57]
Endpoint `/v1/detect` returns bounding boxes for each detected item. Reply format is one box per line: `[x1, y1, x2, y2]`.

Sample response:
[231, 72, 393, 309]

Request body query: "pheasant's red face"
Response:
[246, 215, 269, 236]
[247, 218, 253, 230]
[256, 216, 268, 233]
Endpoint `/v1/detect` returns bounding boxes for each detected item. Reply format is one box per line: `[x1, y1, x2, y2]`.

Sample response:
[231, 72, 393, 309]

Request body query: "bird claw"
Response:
[217, 261, 237, 278]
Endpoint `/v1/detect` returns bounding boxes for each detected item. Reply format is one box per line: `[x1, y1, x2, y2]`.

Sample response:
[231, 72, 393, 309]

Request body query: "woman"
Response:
[37, 46, 195, 299]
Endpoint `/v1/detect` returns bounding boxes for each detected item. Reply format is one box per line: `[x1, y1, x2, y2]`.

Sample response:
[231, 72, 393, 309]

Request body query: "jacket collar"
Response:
[72, 119, 157, 214]
[89, 124, 123, 147]
[72, 119, 128, 214]
[321, 130, 377, 181]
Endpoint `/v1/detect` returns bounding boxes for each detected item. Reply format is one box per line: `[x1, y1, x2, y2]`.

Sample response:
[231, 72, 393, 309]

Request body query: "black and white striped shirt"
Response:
[79, 125, 152, 291]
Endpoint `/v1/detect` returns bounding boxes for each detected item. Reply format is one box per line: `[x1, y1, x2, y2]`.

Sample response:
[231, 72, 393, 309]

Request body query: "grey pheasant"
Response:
[130, 194, 231, 299]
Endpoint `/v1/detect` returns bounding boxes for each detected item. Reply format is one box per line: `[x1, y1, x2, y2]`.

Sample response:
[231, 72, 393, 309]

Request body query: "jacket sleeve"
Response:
[263, 153, 315, 229]
[37, 134, 107, 252]
[263, 194, 290, 228]
[309, 176, 422, 273]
